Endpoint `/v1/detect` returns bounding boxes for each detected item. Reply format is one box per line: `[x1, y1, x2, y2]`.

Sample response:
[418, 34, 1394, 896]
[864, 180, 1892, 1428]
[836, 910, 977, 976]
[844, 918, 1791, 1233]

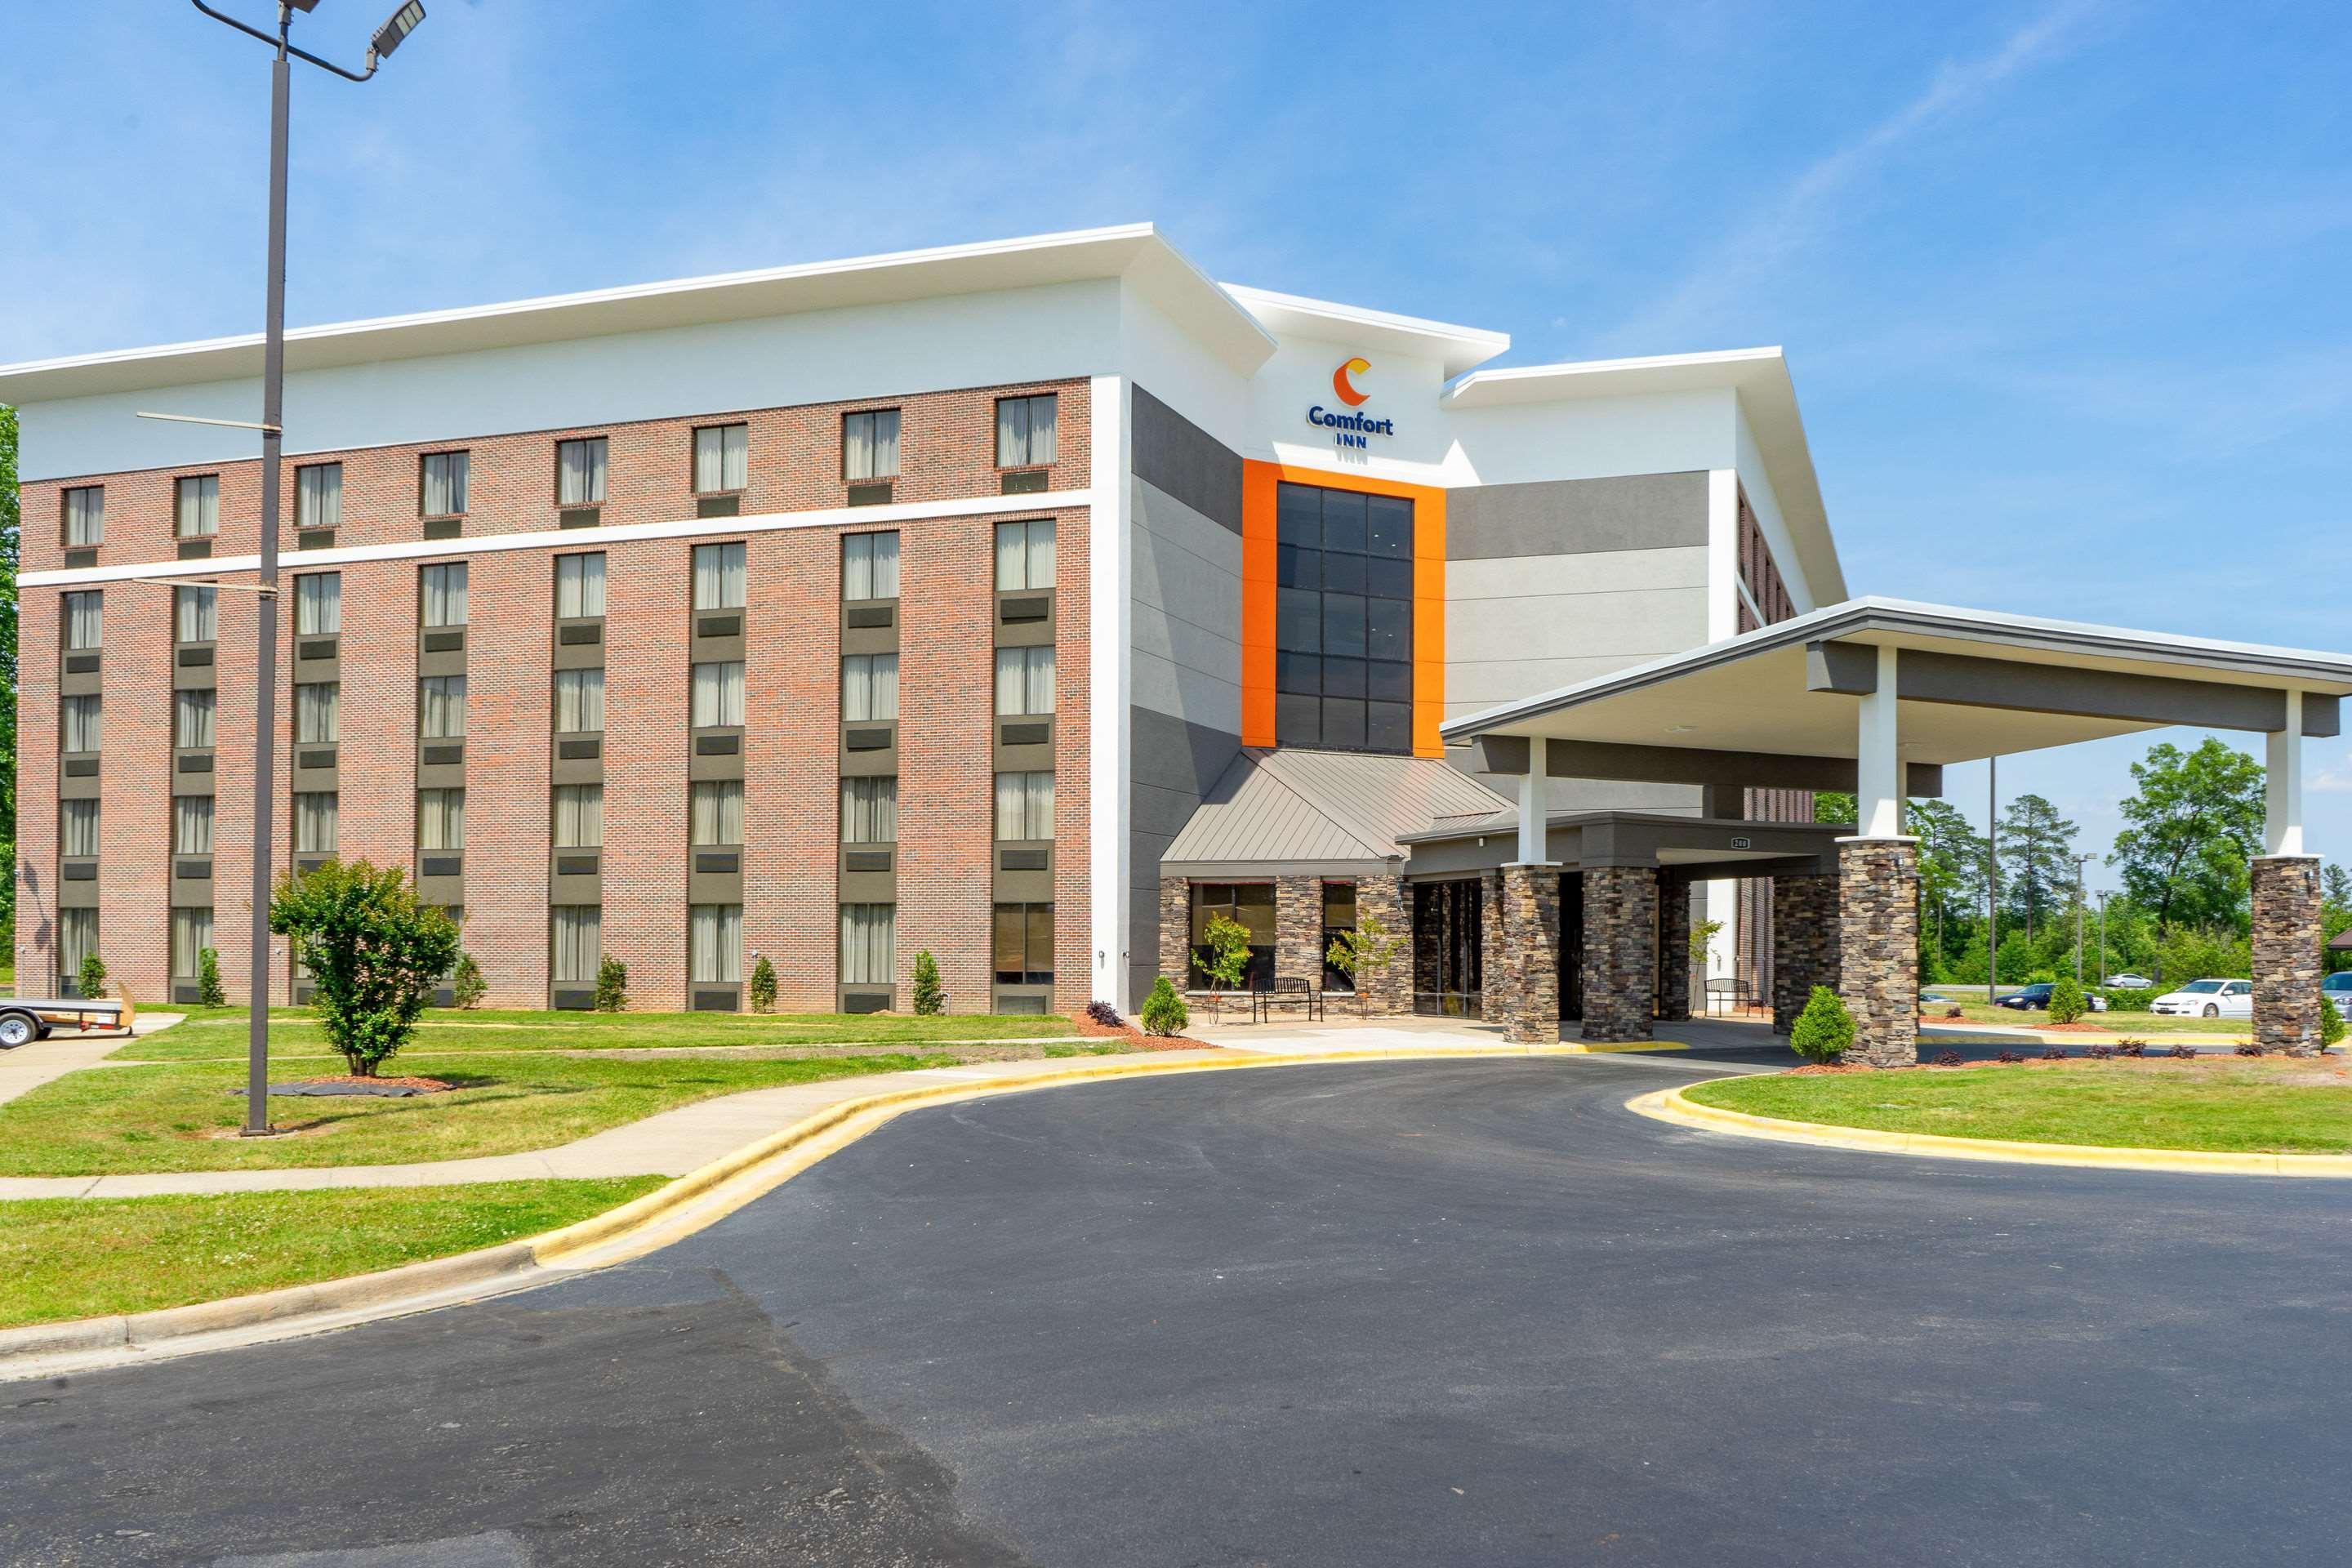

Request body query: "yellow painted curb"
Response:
[1555, 1040, 1690, 1054]
[1628, 1084, 2352, 1178]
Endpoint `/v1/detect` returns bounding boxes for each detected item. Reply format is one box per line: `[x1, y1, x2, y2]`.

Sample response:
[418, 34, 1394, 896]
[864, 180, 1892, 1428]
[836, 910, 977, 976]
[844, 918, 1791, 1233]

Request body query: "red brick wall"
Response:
[895, 519, 997, 1013]
[332, 562, 421, 880]
[16, 595, 60, 991]
[97, 585, 176, 1000]
[600, 544, 692, 1009]
[461, 552, 553, 1006]
[742, 528, 842, 1012]
[1051, 507, 1094, 1014]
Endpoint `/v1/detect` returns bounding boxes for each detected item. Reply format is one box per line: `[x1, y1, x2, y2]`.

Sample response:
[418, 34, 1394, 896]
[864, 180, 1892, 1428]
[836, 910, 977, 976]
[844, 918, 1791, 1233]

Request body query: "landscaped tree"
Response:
[2109, 738, 2265, 929]
[449, 951, 488, 1009]
[1325, 911, 1403, 1012]
[268, 860, 460, 1076]
[594, 956, 627, 1013]
[76, 949, 108, 1000]
[1999, 793, 2078, 947]
[910, 950, 944, 1014]
[1139, 975, 1190, 1036]
[1199, 912, 1254, 992]
[197, 947, 227, 1007]
[2047, 974, 2087, 1024]
[1788, 985, 1854, 1063]
[1689, 915, 1725, 973]
[748, 955, 777, 1013]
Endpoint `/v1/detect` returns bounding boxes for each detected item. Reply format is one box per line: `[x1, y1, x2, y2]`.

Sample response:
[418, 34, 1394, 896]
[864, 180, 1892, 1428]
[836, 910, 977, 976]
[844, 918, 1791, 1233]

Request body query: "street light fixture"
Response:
[187, 0, 430, 1135]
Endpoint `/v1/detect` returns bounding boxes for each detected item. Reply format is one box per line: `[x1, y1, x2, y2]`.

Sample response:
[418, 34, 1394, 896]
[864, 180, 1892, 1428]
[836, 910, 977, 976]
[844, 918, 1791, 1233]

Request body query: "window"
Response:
[992, 902, 1054, 986]
[555, 553, 606, 618]
[842, 409, 901, 481]
[1189, 883, 1276, 991]
[172, 908, 215, 980]
[62, 486, 104, 546]
[842, 653, 898, 723]
[176, 795, 214, 855]
[690, 904, 742, 983]
[693, 424, 748, 494]
[59, 909, 98, 991]
[840, 777, 897, 844]
[176, 586, 217, 644]
[295, 573, 341, 635]
[60, 800, 100, 858]
[176, 689, 217, 750]
[417, 788, 466, 851]
[176, 475, 220, 538]
[421, 452, 470, 517]
[692, 541, 746, 610]
[420, 563, 468, 626]
[295, 791, 338, 853]
[557, 437, 608, 506]
[295, 464, 342, 532]
[843, 532, 900, 600]
[296, 682, 340, 744]
[993, 518, 1056, 591]
[553, 783, 604, 848]
[552, 667, 604, 733]
[840, 903, 896, 986]
[1321, 882, 1358, 993]
[692, 661, 745, 728]
[996, 394, 1058, 468]
[419, 675, 468, 739]
[63, 591, 101, 652]
[61, 695, 100, 753]
[994, 645, 1054, 716]
[690, 781, 744, 846]
[551, 906, 602, 985]
[994, 770, 1054, 841]
[1274, 481, 1415, 755]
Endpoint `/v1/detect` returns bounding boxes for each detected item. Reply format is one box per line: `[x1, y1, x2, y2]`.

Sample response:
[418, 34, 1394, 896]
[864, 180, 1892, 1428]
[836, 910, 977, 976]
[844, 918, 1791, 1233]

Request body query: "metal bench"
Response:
[1704, 977, 1758, 1017]
[1250, 975, 1325, 1023]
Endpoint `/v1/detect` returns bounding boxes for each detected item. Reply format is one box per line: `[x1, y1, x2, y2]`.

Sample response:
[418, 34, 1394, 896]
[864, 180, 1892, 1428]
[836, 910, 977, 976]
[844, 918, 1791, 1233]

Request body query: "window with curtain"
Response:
[172, 908, 215, 980]
[420, 563, 468, 626]
[692, 541, 746, 609]
[840, 776, 897, 844]
[63, 486, 104, 546]
[176, 689, 216, 750]
[842, 653, 898, 723]
[555, 553, 607, 618]
[994, 771, 1054, 841]
[842, 532, 900, 601]
[993, 645, 1054, 716]
[551, 906, 602, 984]
[693, 424, 749, 493]
[691, 662, 745, 728]
[992, 902, 1055, 986]
[176, 474, 220, 537]
[995, 394, 1058, 468]
[421, 451, 469, 516]
[419, 675, 467, 738]
[839, 903, 895, 987]
[993, 518, 1056, 591]
[1274, 480, 1416, 755]
[841, 409, 902, 481]
[552, 668, 604, 733]
[176, 795, 214, 854]
[59, 909, 98, 990]
[63, 591, 101, 651]
[690, 904, 742, 983]
[296, 573, 341, 635]
[296, 682, 340, 744]
[295, 463, 342, 531]
[295, 791, 338, 853]
[552, 783, 603, 848]
[557, 437, 608, 505]
[176, 586, 217, 644]
[417, 788, 466, 851]
[61, 695, 100, 753]
[690, 780, 744, 846]
[60, 800, 100, 858]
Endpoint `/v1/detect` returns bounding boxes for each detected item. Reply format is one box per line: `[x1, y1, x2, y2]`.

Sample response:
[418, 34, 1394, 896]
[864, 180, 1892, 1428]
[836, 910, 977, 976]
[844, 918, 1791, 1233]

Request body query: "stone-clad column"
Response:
[1499, 865, 1561, 1044]
[1355, 874, 1410, 1016]
[1159, 877, 1192, 990]
[2252, 855, 2323, 1057]
[1580, 865, 1657, 1043]
[1657, 875, 1693, 1023]
[1771, 874, 1840, 1033]
[1838, 839, 1920, 1067]
[1481, 870, 1515, 1024]
[1275, 875, 1323, 989]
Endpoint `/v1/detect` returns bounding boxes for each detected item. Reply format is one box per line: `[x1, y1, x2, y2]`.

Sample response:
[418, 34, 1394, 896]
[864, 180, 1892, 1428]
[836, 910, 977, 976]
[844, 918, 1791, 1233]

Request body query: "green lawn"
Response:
[0, 1178, 664, 1330]
[1924, 1001, 2250, 1035]
[1686, 1058, 2352, 1154]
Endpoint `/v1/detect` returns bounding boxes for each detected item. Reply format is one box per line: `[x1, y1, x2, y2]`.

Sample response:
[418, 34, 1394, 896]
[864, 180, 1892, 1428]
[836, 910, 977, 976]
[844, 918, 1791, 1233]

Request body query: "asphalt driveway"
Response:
[5, 1056, 2349, 1566]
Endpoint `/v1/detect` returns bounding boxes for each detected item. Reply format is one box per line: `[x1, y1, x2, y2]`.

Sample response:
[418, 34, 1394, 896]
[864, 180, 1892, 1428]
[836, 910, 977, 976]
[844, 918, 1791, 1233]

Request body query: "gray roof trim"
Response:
[1160, 747, 1513, 869]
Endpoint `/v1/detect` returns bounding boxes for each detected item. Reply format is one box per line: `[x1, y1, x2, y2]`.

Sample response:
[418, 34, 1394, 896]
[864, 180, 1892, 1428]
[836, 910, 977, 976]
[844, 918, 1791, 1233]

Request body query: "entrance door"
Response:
[1557, 871, 1584, 1021]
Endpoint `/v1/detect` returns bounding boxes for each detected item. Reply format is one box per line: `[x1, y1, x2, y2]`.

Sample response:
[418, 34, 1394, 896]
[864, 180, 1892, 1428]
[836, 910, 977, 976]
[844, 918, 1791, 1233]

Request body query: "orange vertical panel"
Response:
[1412, 488, 1446, 758]
[1240, 460, 1281, 747]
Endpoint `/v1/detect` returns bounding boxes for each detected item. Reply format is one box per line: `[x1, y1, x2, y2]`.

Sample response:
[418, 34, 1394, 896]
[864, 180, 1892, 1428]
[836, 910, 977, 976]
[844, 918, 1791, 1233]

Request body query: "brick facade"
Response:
[1480, 869, 1514, 1024]
[1274, 875, 1323, 990]
[1498, 865, 1561, 1045]
[1836, 839, 1919, 1067]
[1158, 877, 1192, 992]
[2251, 855, 2323, 1058]
[1579, 865, 1656, 1043]
[1656, 875, 1693, 1023]
[1770, 873, 1841, 1034]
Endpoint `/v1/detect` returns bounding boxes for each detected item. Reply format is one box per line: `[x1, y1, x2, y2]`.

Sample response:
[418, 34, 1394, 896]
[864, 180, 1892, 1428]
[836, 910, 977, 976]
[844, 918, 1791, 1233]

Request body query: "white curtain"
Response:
[996, 394, 1057, 467]
[841, 776, 897, 844]
[843, 653, 898, 722]
[59, 909, 98, 987]
[172, 907, 214, 979]
[61, 800, 100, 858]
[553, 784, 603, 848]
[65, 592, 101, 651]
[64, 488, 103, 546]
[552, 668, 604, 733]
[296, 682, 340, 743]
[840, 903, 895, 986]
[995, 770, 1053, 840]
[693, 542, 746, 610]
[420, 676, 468, 739]
[694, 425, 748, 492]
[62, 697, 100, 753]
[176, 586, 217, 644]
[994, 518, 1055, 591]
[843, 532, 900, 600]
[176, 795, 214, 854]
[421, 564, 467, 627]
[296, 574, 341, 635]
[691, 781, 744, 845]
[418, 788, 465, 851]
[555, 553, 606, 618]
[551, 906, 601, 983]
[296, 464, 341, 530]
[558, 438, 607, 506]
[995, 647, 1053, 716]
[422, 452, 468, 516]
[690, 905, 742, 983]
[176, 475, 219, 537]
[296, 791, 337, 853]
[844, 409, 901, 481]
[693, 662, 745, 728]
[176, 689, 216, 750]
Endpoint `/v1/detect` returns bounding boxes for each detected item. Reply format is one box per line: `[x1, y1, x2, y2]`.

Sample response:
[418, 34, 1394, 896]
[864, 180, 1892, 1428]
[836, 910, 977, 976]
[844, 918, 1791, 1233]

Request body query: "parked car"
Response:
[1993, 983, 2109, 1013]
[2107, 973, 2154, 991]
[2321, 972, 2352, 1008]
[2150, 978, 2252, 1019]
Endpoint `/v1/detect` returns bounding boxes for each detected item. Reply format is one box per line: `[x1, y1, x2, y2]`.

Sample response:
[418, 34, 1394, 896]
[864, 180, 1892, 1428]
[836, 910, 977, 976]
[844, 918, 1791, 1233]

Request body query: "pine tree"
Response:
[910, 950, 944, 1015]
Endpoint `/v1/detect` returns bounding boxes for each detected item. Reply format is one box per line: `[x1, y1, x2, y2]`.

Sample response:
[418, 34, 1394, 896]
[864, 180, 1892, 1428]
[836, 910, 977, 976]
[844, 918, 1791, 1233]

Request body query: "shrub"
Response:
[2114, 1039, 2145, 1058]
[2100, 987, 2158, 1011]
[1931, 1049, 1964, 1067]
[1995, 1049, 2025, 1064]
[2040, 1047, 2069, 1062]
[748, 956, 777, 1014]
[1200, 913, 1254, 994]
[268, 859, 461, 1077]
[1788, 986, 1854, 1063]
[1325, 913, 1403, 1010]
[196, 947, 228, 1007]
[1139, 975, 1190, 1036]
[2086, 1044, 2115, 1061]
[2234, 1041, 2265, 1058]
[910, 950, 944, 1016]
[2047, 976, 2087, 1025]
[2167, 1044, 2196, 1059]
[2323, 996, 2345, 1051]
[75, 951, 109, 1000]
[1085, 1000, 1124, 1029]
[450, 951, 488, 1009]
[1944, 1005, 1965, 1019]
[594, 956, 628, 1013]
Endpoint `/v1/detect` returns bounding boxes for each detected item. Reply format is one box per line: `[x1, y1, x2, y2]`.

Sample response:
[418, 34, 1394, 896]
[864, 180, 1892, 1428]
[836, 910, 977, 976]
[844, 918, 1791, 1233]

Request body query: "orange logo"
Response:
[1331, 356, 1372, 407]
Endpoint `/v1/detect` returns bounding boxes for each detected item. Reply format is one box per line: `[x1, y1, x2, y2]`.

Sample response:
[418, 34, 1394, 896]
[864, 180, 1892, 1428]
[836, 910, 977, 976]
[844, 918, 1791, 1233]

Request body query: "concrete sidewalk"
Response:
[0, 1013, 185, 1111]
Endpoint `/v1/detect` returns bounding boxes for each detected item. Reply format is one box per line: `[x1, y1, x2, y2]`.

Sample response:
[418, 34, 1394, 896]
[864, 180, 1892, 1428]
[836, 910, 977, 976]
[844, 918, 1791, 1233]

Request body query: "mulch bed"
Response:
[1071, 1010, 1205, 1051]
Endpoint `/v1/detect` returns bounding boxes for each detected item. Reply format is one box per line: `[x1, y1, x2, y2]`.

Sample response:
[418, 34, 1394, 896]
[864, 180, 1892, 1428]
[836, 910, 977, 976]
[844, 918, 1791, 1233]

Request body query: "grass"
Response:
[1924, 1001, 2250, 1035]
[1686, 1057, 2352, 1154]
[0, 1178, 664, 1330]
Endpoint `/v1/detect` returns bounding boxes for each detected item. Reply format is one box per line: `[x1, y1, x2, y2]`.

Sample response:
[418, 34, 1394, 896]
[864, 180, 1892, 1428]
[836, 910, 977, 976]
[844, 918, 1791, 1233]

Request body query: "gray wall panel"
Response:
[1127, 705, 1241, 1007]
[1449, 472, 1708, 559]
[1133, 384, 1243, 532]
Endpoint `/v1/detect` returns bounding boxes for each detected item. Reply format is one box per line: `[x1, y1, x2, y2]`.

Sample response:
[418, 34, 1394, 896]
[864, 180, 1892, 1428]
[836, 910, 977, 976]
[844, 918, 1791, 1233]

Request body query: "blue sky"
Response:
[6, 1, 2349, 888]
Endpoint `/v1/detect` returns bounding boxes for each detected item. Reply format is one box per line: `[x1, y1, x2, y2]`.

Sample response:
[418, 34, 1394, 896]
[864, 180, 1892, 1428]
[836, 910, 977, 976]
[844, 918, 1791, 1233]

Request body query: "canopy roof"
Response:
[1161, 748, 1510, 875]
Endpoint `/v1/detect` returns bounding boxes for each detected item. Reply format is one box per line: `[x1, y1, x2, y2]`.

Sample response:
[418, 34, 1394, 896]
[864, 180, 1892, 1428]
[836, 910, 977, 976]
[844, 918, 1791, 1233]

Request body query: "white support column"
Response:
[1516, 736, 1548, 864]
[1088, 374, 1132, 1007]
[1855, 644, 1903, 838]
[2266, 690, 2305, 858]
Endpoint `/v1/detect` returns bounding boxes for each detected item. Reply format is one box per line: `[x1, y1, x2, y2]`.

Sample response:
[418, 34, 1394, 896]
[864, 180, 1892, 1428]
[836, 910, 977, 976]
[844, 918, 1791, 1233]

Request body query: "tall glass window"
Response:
[176, 586, 217, 644]
[557, 437, 608, 506]
[840, 777, 897, 844]
[552, 668, 604, 733]
[1275, 481, 1414, 755]
[421, 451, 469, 516]
[60, 800, 100, 858]
[63, 591, 101, 651]
[176, 795, 215, 854]
[692, 542, 746, 609]
[176, 475, 220, 537]
[690, 904, 742, 983]
[295, 463, 342, 531]
[994, 771, 1054, 841]
[693, 424, 748, 493]
[296, 573, 341, 635]
[62, 487, 104, 546]
[176, 689, 216, 750]
[417, 788, 466, 851]
[59, 909, 99, 991]
[1189, 883, 1276, 991]
[840, 903, 895, 986]
[993, 518, 1055, 591]
[842, 409, 901, 481]
[692, 662, 745, 728]
[843, 532, 900, 600]
[552, 783, 603, 849]
[172, 908, 215, 979]
[295, 791, 338, 853]
[555, 553, 606, 618]
[993, 645, 1054, 716]
[420, 564, 467, 626]
[296, 682, 340, 744]
[995, 394, 1058, 467]
[992, 903, 1054, 986]
[551, 906, 602, 984]
[61, 695, 101, 753]
[419, 675, 467, 738]
[842, 653, 898, 723]
[690, 781, 744, 845]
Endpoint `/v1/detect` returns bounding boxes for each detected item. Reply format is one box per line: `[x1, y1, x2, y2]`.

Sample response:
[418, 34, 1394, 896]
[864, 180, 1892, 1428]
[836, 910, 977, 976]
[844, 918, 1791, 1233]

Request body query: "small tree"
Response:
[2047, 974, 2087, 1025]
[2323, 995, 2345, 1052]
[197, 947, 227, 1007]
[1325, 912, 1403, 1013]
[1200, 912, 1254, 993]
[1140, 975, 1190, 1036]
[269, 860, 460, 1077]
[1690, 916, 1725, 974]
[594, 956, 628, 1013]
[910, 950, 944, 1015]
[1789, 985, 1855, 1063]
[748, 955, 777, 1013]
[75, 950, 109, 1000]
[450, 952, 488, 1009]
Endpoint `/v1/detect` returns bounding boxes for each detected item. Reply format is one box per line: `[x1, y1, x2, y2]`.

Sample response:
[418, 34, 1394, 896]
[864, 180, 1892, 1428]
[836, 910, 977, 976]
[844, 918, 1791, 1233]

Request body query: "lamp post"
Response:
[2073, 853, 2092, 984]
[189, 1, 430, 1135]
[2095, 889, 2109, 987]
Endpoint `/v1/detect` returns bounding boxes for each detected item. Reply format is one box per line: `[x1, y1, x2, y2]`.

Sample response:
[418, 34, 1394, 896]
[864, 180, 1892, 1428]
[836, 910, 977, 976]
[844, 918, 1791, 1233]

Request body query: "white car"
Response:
[2108, 973, 2154, 991]
[2150, 978, 2252, 1019]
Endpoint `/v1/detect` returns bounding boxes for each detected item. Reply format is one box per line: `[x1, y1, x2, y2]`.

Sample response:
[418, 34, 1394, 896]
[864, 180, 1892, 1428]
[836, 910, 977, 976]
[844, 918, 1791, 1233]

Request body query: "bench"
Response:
[1250, 976, 1325, 1024]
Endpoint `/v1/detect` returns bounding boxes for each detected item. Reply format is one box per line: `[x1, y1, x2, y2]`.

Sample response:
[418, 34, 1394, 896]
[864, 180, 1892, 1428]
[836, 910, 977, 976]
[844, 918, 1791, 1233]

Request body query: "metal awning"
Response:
[1160, 747, 1511, 877]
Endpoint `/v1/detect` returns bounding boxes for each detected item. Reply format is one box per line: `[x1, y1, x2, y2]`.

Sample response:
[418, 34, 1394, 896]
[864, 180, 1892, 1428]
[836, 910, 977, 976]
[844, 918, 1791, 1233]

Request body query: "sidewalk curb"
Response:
[1627, 1084, 2352, 1178]
[0, 1045, 1568, 1381]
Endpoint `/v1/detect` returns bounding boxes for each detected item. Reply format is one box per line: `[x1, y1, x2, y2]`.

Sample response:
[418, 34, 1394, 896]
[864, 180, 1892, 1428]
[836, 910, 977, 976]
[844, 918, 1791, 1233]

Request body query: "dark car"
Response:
[1993, 982, 2108, 1013]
